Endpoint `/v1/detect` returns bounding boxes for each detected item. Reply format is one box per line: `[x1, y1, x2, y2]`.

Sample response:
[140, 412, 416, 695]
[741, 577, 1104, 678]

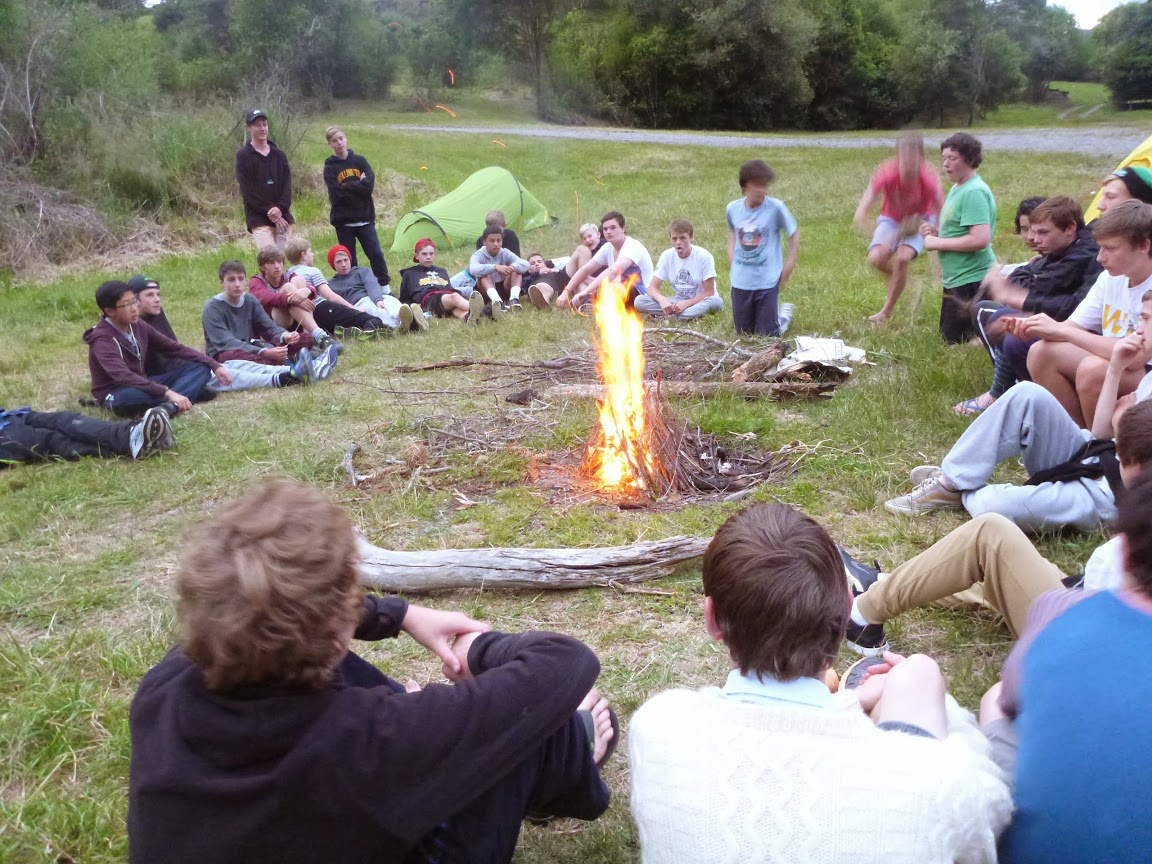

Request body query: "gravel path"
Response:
[378, 123, 1146, 158]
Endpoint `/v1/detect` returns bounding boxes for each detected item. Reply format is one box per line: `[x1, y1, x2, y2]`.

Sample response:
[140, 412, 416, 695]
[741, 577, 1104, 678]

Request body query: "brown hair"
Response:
[1115, 471, 1152, 595]
[601, 210, 625, 230]
[1028, 196, 1084, 232]
[738, 159, 774, 189]
[325, 125, 344, 142]
[940, 132, 983, 169]
[256, 247, 285, 267]
[668, 219, 694, 237]
[702, 503, 848, 681]
[176, 479, 363, 691]
[1093, 199, 1152, 248]
[284, 236, 310, 265]
[218, 260, 246, 281]
[1117, 399, 1152, 468]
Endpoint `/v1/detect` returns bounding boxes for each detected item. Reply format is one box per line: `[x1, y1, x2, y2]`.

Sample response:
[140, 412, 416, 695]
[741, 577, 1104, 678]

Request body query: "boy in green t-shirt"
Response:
[920, 133, 996, 343]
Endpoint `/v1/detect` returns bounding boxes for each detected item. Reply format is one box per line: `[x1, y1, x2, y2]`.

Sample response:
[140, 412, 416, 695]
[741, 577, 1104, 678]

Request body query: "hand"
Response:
[282, 331, 301, 346]
[779, 264, 794, 286]
[495, 264, 513, 276]
[1017, 313, 1064, 341]
[259, 345, 289, 363]
[851, 212, 869, 234]
[267, 206, 282, 223]
[851, 651, 907, 714]
[376, 299, 388, 309]
[919, 221, 938, 238]
[666, 302, 683, 316]
[213, 367, 233, 386]
[555, 291, 571, 309]
[443, 631, 484, 682]
[1002, 315, 1024, 338]
[401, 605, 491, 678]
[164, 389, 192, 412]
[1110, 332, 1145, 370]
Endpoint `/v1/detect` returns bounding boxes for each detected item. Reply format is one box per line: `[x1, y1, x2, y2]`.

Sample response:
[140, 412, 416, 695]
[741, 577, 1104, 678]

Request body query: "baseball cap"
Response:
[244, 108, 268, 125]
[128, 274, 159, 294]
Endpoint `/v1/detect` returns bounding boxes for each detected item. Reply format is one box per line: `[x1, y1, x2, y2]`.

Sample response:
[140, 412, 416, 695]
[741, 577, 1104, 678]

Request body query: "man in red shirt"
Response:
[853, 134, 944, 323]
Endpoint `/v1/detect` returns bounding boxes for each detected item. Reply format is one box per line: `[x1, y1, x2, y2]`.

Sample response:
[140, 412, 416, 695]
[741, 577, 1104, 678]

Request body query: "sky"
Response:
[1054, 0, 1123, 28]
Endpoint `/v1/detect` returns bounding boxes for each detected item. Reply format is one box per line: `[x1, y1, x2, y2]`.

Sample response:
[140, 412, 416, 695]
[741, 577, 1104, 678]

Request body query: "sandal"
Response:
[953, 394, 992, 416]
[578, 706, 620, 768]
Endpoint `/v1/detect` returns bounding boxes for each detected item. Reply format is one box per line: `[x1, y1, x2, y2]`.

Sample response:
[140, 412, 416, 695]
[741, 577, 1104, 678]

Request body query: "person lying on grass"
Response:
[979, 470, 1152, 862]
[634, 219, 723, 321]
[398, 238, 488, 325]
[326, 244, 421, 333]
[885, 290, 1152, 534]
[0, 404, 173, 467]
[629, 502, 1011, 864]
[468, 223, 531, 314]
[85, 280, 231, 417]
[958, 196, 1102, 416]
[128, 478, 617, 864]
[284, 236, 390, 342]
[845, 401, 1152, 656]
[1006, 199, 1152, 428]
[522, 253, 569, 310]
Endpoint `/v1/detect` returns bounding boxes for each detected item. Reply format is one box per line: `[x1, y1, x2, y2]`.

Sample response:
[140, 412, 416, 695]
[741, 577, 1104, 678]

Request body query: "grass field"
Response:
[0, 118, 1115, 862]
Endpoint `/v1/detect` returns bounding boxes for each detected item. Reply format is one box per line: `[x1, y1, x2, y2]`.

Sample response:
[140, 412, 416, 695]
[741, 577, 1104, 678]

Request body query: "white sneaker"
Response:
[409, 303, 429, 331]
[884, 474, 963, 516]
[312, 345, 340, 380]
[398, 304, 414, 331]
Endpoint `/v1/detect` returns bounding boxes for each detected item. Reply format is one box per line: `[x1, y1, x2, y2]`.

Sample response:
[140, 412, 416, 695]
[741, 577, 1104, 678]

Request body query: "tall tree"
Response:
[1096, 1, 1152, 108]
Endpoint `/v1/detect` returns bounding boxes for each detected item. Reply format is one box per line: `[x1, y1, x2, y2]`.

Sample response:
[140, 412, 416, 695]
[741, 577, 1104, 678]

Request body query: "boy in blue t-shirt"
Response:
[726, 159, 800, 335]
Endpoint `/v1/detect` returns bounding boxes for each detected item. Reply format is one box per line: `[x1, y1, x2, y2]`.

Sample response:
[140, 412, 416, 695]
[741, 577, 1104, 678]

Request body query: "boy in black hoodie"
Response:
[324, 126, 388, 285]
[128, 479, 616, 864]
[398, 238, 484, 324]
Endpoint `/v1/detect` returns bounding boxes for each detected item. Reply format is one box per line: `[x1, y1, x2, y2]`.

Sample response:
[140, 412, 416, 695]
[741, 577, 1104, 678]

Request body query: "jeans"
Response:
[0, 411, 133, 464]
[104, 364, 214, 416]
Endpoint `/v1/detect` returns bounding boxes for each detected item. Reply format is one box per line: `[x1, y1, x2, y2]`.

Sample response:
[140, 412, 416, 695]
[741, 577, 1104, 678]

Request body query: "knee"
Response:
[888, 654, 945, 695]
[867, 247, 890, 269]
[1074, 356, 1107, 391]
[1025, 341, 1051, 375]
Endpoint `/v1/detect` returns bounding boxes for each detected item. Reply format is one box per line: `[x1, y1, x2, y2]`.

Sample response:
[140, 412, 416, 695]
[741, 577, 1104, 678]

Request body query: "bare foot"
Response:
[867, 310, 890, 323]
[578, 688, 614, 764]
[953, 391, 995, 416]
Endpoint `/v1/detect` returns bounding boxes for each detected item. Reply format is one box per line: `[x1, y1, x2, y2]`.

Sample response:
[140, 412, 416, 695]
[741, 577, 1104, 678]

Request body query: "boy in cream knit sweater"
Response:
[629, 503, 1012, 864]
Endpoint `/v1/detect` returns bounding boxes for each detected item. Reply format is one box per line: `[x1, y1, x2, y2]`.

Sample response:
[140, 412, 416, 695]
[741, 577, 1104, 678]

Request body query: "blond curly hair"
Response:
[176, 479, 362, 691]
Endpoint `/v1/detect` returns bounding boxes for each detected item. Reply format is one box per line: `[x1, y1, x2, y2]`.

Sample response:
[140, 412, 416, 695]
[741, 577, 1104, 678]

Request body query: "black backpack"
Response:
[1026, 438, 1122, 499]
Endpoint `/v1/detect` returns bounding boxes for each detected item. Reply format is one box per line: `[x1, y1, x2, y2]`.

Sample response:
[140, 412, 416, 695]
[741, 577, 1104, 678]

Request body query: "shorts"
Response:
[869, 215, 926, 256]
[421, 290, 456, 318]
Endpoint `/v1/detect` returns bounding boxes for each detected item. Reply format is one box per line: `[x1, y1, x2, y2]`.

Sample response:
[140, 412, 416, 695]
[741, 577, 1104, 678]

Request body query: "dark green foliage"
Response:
[1096, 1, 1152, 108]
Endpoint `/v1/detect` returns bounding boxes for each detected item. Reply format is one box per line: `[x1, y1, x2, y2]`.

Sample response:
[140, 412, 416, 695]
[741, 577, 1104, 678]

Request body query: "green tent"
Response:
[390, 166, 551, 255]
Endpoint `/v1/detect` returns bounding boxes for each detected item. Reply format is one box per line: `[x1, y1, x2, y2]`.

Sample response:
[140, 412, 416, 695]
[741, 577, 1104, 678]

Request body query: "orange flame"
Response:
[435, 105, 457, 118]
[448, 68, 455, 85]
[589, 277, 652, 490]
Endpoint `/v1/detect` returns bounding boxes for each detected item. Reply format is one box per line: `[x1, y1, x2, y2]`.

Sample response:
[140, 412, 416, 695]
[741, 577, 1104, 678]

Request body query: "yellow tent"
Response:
[1085, 132, 1152, 222]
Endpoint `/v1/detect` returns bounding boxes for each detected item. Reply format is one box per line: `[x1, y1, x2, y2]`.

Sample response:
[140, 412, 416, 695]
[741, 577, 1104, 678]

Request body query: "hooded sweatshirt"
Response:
[329, 266, 390, 305]
[84, 318, 220, 401]
[127, 595, 606, 863]
[323, 150, 376, 226]
[398, 265, 452, 306]
[235, 140, 293, 232]
[1012, 226, 1104, 320]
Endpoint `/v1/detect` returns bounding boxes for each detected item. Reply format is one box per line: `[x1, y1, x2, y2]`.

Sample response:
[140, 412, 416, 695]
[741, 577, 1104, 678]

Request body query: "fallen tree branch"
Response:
[393, 357, 585, 374]
[357, 535, 708, 592]
[542, 381, 837, 400]
[644, 328, 753, 359]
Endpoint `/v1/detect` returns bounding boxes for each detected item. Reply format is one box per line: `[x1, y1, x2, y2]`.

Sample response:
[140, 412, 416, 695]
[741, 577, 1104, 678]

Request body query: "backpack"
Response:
[1026, 439, 1122, 499]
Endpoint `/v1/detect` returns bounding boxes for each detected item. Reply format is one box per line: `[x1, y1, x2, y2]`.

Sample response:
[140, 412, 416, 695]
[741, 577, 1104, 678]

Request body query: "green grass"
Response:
[979, 80, 1152, 128]
[0, 116, 1115, 862]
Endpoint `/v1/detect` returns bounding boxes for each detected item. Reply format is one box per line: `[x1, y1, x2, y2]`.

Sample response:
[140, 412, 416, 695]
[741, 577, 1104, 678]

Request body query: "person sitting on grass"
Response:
[249, 248, 332, 350]
[958, 196, 1103, 416]
[527, 225, 604, 309]
[85, 281, 232, 417]
[399, 238, 485, 325]
[559, 211, 654, 312]
[920, 132, 996, 344]
[628, 502, 1012, 864]
[845, 402, 1152, 657]
[852, 133, 943, 324]
[1009, 199, 1152, 428]
[326, 244, 424, 333]
[128, 478, 616, 864]
[1093, 165, 1152, 220]
[1, 404, 173, 467]
[523, 253, 569, 309]
[634, 219, 723, 321]
[884, 289, 1152, 533]
[284, 237, 389, 341]
[979, 470, 1152, 862]
[473, 208, 521, 257]
[468, 223, 531, 314]
[203, 260, 334, 386]
[726, 160, 799, 336]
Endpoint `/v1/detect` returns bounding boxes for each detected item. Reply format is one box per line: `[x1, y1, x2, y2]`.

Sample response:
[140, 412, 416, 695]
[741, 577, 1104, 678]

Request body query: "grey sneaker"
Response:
[910, 464, 942, 486]
[398, 304, 414, 331]
[528, 284, 550, 310]
[130, 406, 174, 459]
[884, 474, 963, 516]
[509, 297, 523, 310]
[468, 292, 485, 324]
[409, 303, 429, 331]
[490, 300, 507, 321]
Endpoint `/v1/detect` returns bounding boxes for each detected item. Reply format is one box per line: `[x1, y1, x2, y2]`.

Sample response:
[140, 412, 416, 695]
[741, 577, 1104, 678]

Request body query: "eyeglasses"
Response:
[115, 298, 141, 308]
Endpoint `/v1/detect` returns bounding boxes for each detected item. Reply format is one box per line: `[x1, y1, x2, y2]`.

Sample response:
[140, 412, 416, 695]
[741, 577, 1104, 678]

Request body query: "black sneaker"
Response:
[845, 618, 889, 657]
[839, 545, 882, 596]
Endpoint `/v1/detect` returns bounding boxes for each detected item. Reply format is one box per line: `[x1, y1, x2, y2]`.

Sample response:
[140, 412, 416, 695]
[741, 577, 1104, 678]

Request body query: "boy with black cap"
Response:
[236, 108, 293, 251]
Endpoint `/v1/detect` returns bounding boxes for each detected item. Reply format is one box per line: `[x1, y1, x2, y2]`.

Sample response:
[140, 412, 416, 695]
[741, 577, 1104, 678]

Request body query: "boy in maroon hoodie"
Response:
[84, 281, 231, 417]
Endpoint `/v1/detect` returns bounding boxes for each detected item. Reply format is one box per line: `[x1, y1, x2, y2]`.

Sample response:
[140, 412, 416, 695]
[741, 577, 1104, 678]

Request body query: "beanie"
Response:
[1112, 166, 1152, 206]
[327, 244, 352, 270]
[413, 238, 435, 262]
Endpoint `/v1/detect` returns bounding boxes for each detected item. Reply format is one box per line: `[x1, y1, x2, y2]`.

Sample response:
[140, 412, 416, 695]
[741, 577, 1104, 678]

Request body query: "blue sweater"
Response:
[1003, 591, 1152, 863]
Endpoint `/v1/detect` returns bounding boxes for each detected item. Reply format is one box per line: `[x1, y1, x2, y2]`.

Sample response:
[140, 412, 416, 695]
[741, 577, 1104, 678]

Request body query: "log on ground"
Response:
[543, 381, 836, 400]
[357, 535, 709, 592]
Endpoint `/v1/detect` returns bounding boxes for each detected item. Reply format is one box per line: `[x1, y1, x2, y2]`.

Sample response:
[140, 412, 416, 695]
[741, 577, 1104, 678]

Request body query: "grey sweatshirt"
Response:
[328, 267, 388, 306]
[202, 292, 288, 357]
[468, 247, 530, 281]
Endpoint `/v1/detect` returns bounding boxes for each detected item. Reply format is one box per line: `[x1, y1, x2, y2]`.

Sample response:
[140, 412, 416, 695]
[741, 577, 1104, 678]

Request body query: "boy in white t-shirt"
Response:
[1005, 200, 1152, 426]
[634, 219, 723, 320]
[559, 211, 654, 311]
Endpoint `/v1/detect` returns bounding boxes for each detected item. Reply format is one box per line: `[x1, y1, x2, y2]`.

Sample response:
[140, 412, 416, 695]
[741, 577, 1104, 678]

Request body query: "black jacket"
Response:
[323, 150, 376, 226]
[127, 595, 603, 863]
[398, 265, 452, 306]
[1013, 226, 1103, 320]
[236, 141, 293, 232]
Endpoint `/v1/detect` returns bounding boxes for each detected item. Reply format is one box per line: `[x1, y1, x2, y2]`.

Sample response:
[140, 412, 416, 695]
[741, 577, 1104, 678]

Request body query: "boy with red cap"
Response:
[398, 239, 485, 325]
[326, 244, 425, 333]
